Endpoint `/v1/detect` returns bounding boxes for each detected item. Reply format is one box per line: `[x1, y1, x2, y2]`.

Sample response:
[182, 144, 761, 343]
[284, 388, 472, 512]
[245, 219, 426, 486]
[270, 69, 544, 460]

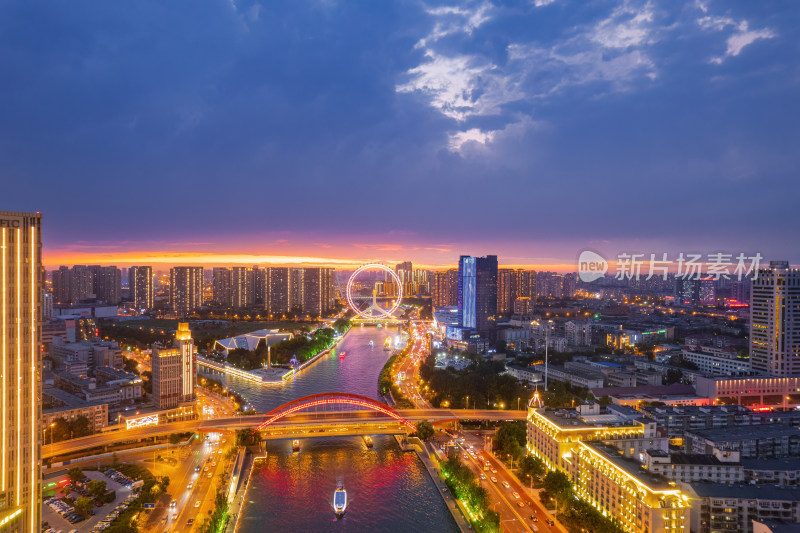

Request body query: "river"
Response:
[200, 326, 459, 532]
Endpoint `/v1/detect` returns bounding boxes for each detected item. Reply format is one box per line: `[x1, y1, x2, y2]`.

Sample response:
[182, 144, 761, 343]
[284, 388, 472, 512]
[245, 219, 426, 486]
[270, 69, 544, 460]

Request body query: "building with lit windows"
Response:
[169, 266, 203, 317]
[175, 322, 195, 402]
[231, 266, 253, 308]
[432, 269, 458, 308]
[212, 267, 232, 307]
[128, 266, 153, 311]
[750, 261, 800, 377]
[457, 255, 497, 337]
[151, 343, 181, 409]
[683, 483, 800, 533]
[527, 403, 690, 533]
[0, 211, 42, 533]
[266, 267, 290, 315]
[695, 375, 800, 408]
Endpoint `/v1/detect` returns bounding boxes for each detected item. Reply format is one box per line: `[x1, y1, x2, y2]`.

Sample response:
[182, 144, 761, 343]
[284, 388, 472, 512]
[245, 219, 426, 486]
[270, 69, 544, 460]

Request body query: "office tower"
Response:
[212, 267, 232, 307]
[289, 268, 304, 311]
[89, 265, 121, 305]
[169, 267, 203, 318]
[128, 266, 153, 311]
[151, 343, 181, 409]
[302, 267, 335, 317]
[432, 269, 458, 308]
[458, 255, 498, 336]
[750, 261, 800, 376]
[175, 323, 195, 402]
[0, 211, 42, 533]
[676, 278, 700, 306]
[231, 267, 252, 308]
[267, 267, 290, 315]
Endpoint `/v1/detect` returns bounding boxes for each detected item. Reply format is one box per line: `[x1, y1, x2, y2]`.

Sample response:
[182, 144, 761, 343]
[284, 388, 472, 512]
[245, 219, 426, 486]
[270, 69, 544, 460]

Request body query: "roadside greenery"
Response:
[540, 470, 624, 533]
[378, 334, 414, 408]
[440, 451, 500, 533]
[492, 421, 526, 462]
[236, 428, 261, 446]
[412, 420, 435, 441]
[198, 489, 230, 533]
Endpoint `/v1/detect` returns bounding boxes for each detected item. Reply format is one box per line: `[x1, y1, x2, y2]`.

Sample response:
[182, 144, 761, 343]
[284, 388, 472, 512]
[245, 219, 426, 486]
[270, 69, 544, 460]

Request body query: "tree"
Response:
[87, 479, 107, 499]
[518, 455, 546, 485]
[74, 496, 93, 519]
[494, 421, 526, 460]
[52, 418, 71, 442]
[414, 420, 435, 441]
[169, 433, 183, 445]
[122, 356, 139, 374]
[70, 415, 93, 438]
[598, 395, 613, 408]
[542, 470, 573, 511]
[332, 318, 350, 334]
[664, 368, 683, 385]
[236, 428, 259, 446]
[68, 467, 85, 485]
[161, 476, 170, 491]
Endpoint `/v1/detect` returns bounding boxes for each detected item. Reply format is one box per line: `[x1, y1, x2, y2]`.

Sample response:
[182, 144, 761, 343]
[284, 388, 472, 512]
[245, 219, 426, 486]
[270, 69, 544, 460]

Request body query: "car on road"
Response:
[490, 477, 498, 483]
[195, 466, 201, 472]
[546, 519, 555, 526]
[530, 515, 538, 522]
[187, 482, 193, 490]
[513, 492, 520, 499]
[187, 518, 194, 526]
[491, 468, 497, 474]
[479, 474, 486, 480]
[170, 500, 177, 508]
[517, 501, 525, 507]
[503, 481, 510, 489]
[194, 501, 201, 508]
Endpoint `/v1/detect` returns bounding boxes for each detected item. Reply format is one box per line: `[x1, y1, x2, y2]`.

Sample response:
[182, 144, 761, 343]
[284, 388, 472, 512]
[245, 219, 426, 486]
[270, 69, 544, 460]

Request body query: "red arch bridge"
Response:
[254, 392, 418, 440]
[41, 394, 527, 460]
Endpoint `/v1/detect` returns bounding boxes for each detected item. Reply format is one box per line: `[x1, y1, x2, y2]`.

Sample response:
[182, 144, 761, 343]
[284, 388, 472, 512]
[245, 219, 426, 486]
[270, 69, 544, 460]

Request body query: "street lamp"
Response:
[517, 397, 521, 411]
[465, 395, 469, 410]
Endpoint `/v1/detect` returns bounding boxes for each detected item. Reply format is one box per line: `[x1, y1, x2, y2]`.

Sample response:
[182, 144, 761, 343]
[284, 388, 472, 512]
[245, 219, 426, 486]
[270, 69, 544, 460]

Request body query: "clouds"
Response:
[0, 0, 797, 265]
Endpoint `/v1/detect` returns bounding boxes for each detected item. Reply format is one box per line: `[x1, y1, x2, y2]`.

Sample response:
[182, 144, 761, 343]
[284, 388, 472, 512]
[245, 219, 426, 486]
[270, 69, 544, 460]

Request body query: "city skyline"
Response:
[3, 1, 799, 268]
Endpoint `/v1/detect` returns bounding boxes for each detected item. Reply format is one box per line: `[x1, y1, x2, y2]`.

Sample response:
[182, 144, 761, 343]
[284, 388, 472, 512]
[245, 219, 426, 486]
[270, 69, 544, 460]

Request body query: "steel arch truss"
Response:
[254, 392, 417, 432]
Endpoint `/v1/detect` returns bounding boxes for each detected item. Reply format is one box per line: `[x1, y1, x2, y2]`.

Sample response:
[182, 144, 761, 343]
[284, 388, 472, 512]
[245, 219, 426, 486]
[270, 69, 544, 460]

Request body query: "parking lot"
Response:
[42, 470, 135, 533]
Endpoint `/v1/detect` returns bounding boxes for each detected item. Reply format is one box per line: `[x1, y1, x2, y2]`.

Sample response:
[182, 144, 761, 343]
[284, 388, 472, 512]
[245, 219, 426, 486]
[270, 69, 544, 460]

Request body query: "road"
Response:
[456, 432, 562, 533]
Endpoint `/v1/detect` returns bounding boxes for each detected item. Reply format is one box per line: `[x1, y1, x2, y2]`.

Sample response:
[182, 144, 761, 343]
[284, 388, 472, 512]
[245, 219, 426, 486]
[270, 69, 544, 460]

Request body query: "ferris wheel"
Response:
[346, 264, 403, 319]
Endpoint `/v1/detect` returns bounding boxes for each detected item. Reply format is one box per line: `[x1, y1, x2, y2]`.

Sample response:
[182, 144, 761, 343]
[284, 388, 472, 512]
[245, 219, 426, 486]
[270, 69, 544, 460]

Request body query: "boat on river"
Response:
[333, 484, 347, 518]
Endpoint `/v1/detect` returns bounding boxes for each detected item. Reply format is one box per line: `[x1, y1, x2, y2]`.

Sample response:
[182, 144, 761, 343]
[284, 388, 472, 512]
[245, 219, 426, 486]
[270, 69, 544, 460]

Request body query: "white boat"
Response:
[333, 484, 347, 518]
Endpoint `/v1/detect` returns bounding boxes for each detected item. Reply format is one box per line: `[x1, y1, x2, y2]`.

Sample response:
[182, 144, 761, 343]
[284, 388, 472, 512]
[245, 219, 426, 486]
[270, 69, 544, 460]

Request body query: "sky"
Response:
[1, 0, 798, 270]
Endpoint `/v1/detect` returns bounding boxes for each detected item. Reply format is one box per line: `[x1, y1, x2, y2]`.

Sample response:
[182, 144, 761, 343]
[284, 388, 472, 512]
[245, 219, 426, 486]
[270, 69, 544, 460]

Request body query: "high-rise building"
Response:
[151, 343, 181, 409]
[750, 261, 800, 376]
[432, 269, 458, 308]
[302, 268, 335, 317]
[498, 268, 516, 314]
[169, 267, 203, 318]
[128, 266, 153, 311]
[395, 261, 412, 284]
[231, 267, 252, 308]
[252, 266, 266, 306]
[289, 268, 304, 311]
[175, 323, 195, 402]
[458, 255, 498, 336]
[88, 265, 121, 305]
[212, 267, 232, 307]
[0, 211, 42, 532]
[52, 265, 93, 304]
[267, 267, 290, 315]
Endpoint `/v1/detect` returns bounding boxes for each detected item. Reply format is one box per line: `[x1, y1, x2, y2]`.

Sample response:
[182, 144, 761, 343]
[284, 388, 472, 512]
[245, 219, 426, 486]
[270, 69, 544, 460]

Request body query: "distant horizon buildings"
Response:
[0, 210, 43, 533]
[169, 266, 203, 318]
[128, 265, 153, 311]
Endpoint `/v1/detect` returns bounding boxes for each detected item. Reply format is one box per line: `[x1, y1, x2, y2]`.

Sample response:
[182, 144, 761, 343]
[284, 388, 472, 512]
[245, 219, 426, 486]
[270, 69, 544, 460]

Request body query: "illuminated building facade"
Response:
[301, 267, 335, 317]
[457, 255, 497, 336]
[750, 261, 800, 376]
[266, 267, 290, 314]
[212, 267, 232, 307]
[169, 266, 203, 317]
[527, 404, 689, 533]
[128, 266, 153, 311]
[432, 269, 457, 308]
[175, 322, 195, 402]
[231, 266, 253, 308]
[0, 211, 42, 533]
[151, 343, 181, 409]
[695, 375, 800, 408]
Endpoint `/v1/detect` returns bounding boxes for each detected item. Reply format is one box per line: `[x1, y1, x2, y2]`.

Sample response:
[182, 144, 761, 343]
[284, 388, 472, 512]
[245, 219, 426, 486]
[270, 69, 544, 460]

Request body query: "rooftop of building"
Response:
[741, 457, 800, 470]
[535, 408, 644, 430]
[753, 520, 800, 533]
[688, 483, 800, 501]
[95, 366, 140, 382]
[669, 454, 731, 466]
[534, 363, 603, 381]
[214, 329, 292, 352]
[590, 383, 696, 397]
[586, 443, 674, 491]
[640, 404, 752, 416]
[43, 387, 90, 409]
[689, 424, 800, 442]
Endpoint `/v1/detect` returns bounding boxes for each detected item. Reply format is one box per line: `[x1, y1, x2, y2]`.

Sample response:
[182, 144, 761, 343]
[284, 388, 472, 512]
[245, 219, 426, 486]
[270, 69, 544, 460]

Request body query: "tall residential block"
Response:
[231, 266, 253, 308]
[751, 261, 800, 376]
[88, 265, 121, 305]
[128, 266, 153, 311]
[212, 267, 232, 307]
[169, 267, 203, 318]
[432, 269, 458, 308]
[0, 211, 42, 533]
[302, 267, 335, 317]
[267, 267, 290, 315]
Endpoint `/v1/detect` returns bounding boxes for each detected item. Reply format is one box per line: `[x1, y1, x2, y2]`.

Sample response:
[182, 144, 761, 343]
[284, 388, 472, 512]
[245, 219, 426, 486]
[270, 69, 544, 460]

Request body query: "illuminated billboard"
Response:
[126, 414, 159, 430]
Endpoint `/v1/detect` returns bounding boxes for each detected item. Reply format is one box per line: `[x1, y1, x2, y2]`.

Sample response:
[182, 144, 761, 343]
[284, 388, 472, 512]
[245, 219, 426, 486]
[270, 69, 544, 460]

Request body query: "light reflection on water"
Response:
[206, 327, 457, 532]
